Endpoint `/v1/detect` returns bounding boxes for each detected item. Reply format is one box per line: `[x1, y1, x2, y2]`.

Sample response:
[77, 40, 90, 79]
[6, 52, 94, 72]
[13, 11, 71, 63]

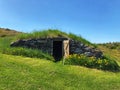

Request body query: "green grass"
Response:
[98, 45, 120, 65]
[0, 29, 120, 90]
[68, 33, 97, 47]
[0, 30, 119, 71]
[0, 53, 120, 90]
[0, 37, 54, 61]
[64, 54, 120, 71]
[99, 42, 120, 50]
[17, 29, 95, 46]
[0, 29, 97, 62]
[17, 29, 68, 39]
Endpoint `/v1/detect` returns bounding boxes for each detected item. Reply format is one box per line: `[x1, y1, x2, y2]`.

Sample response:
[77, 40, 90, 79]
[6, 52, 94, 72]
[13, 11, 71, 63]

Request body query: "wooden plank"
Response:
[63, 40, 69, 58]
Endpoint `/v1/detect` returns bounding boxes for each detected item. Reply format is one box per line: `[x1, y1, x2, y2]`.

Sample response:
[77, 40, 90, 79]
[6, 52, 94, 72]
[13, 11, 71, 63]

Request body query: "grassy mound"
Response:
[0, 29, 119, 71]
[17, 29, 95, 46]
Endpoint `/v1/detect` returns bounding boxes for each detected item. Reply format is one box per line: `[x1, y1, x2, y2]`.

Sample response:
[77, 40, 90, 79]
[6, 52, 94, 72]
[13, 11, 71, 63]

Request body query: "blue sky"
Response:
[0, 0, 120, 43]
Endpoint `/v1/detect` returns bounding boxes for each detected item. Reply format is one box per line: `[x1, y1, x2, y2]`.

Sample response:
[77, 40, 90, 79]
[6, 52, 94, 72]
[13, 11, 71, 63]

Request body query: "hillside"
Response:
[0, 29, 120, 90]
[0, 28, 21, 37]
[98, 42, 120, 64]
[0, 53, 120, 90]
[98, 45, 120, 65]
[0, 29, 119, 71]
[99, 42, 120, 50]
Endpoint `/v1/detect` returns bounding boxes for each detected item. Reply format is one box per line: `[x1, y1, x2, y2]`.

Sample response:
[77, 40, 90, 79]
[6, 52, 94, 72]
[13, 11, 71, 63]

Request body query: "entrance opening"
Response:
[53, 41, 63, 61]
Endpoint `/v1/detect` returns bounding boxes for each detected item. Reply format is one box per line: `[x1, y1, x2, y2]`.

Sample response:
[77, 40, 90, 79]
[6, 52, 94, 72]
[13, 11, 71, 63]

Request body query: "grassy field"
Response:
[0, 29, 120, 90]
[0, 53, 120, 90]
[98, 46, 120, 65]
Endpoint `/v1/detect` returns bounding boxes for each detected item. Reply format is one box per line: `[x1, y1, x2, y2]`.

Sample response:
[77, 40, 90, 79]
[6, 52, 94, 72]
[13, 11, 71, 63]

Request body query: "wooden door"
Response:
[63, 40, 69, 58]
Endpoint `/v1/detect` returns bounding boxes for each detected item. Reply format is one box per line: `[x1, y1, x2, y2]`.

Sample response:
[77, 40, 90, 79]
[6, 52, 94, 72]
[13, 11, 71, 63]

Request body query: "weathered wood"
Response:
[63, 40, 69, 58]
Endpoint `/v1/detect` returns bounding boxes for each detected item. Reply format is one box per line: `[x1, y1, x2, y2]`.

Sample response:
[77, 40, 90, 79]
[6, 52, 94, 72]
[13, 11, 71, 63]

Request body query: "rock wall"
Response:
[69, 40, 103, 58]
[10, 38, 53, 55]
[10, 38, 103, 58]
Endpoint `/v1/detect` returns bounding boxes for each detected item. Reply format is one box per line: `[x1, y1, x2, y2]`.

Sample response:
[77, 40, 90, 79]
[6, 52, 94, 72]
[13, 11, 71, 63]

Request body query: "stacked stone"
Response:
[10, 39, 53, 54]
[11, 38, 103, 59]
[69, 40, 103, 58]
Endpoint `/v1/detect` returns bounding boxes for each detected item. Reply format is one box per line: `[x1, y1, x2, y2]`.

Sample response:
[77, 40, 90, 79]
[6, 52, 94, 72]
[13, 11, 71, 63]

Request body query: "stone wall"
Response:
[10, 38, 103, 59]
[10, 38, 53, 55]
[69, 40, 103, 58]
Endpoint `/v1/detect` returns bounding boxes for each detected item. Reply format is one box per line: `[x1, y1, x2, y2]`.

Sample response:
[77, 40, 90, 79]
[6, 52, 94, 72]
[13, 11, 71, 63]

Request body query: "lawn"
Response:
[0, 53, 120, 90]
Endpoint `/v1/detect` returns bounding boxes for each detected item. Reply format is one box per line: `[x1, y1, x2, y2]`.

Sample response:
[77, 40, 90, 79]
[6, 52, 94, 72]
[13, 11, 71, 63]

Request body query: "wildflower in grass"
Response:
[96, 59, 102, 64]
[78, 56, 81, 59]
[105, 62, 108, 65]
[64, 54, 119, 71]
[73, 54, 77, 58]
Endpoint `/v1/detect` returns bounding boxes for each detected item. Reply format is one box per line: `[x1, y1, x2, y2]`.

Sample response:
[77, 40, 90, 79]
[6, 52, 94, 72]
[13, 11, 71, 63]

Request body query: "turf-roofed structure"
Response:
[11, 30, 103, 61]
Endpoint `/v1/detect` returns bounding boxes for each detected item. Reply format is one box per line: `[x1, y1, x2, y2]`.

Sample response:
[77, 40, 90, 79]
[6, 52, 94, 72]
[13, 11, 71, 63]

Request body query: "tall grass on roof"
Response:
[17, 29, 96, 47]
[17, 29, 68, 39]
